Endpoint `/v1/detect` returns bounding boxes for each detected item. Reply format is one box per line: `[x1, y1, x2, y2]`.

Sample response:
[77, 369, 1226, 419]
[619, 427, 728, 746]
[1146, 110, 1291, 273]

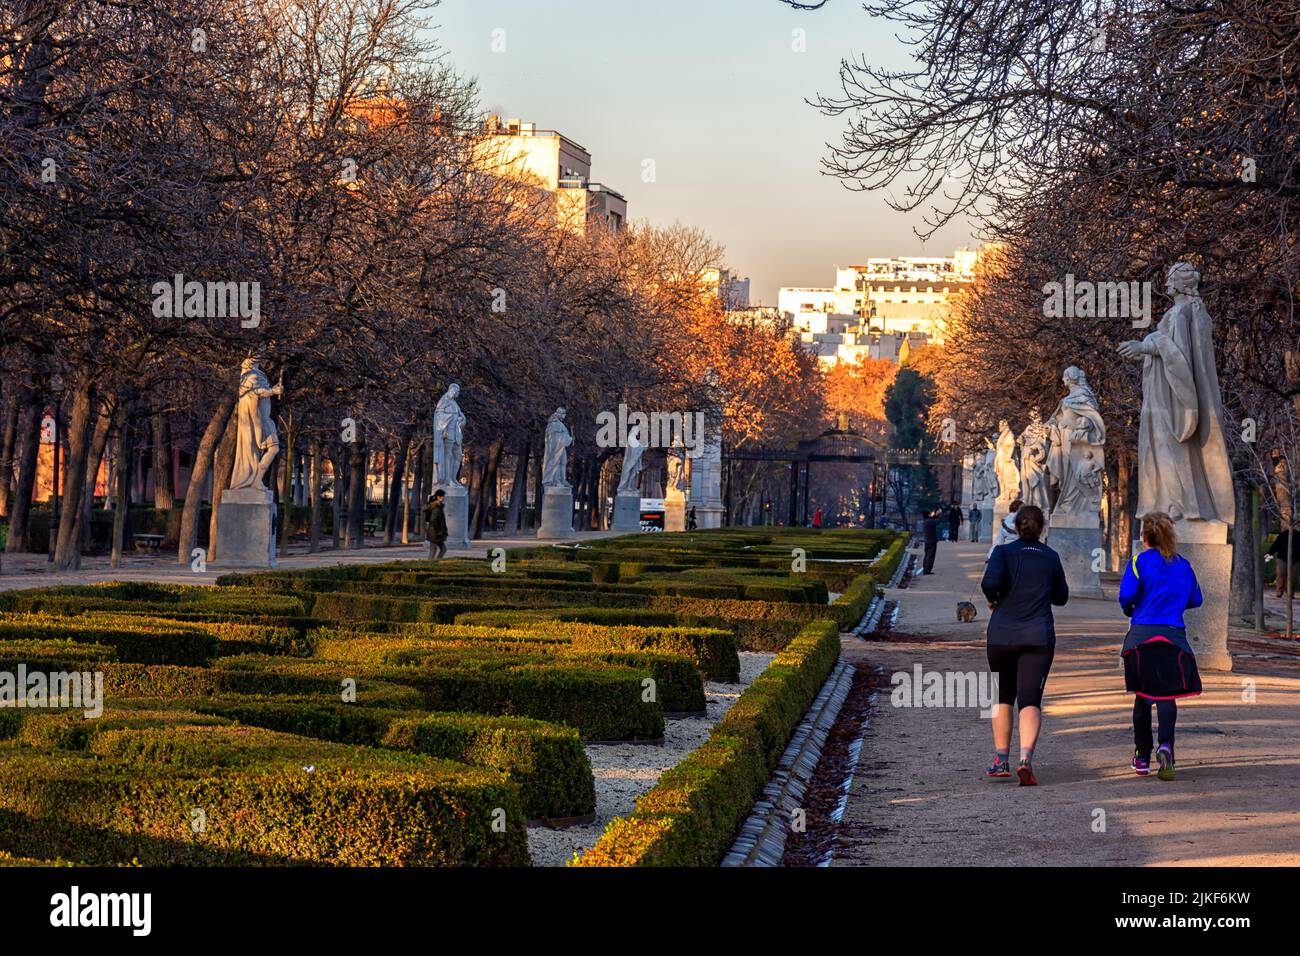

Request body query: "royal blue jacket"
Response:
[981, 538, 1069, 646]
[1118, 549, 1202, 655]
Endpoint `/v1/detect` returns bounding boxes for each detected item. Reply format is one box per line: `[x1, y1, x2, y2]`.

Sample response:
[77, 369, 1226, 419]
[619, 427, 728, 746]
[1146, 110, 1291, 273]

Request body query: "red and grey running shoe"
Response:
[1017, 759, 1037, 786]
[986, 758, 1011, 778]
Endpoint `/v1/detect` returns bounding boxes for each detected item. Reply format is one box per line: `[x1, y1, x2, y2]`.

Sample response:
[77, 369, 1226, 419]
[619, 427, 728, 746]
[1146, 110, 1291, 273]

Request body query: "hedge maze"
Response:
[0, 527, 906, 866]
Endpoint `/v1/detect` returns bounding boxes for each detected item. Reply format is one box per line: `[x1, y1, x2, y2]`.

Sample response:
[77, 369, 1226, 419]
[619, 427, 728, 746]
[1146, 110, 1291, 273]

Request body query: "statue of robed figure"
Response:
[1047, 366, 1106, 516]
[230, 357, 283, 491]
[433, 383, 466, 490]
[542, 407, 573, 490]
[1118, 263, 1234, 524]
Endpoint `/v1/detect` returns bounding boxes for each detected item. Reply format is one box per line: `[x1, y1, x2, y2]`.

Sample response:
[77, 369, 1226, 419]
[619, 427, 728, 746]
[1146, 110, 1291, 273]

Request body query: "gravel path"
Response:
[527, 651, 775, 866]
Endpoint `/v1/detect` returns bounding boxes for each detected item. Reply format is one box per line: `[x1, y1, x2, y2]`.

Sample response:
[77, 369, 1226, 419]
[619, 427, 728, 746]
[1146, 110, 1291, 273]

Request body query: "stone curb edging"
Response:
[886, 552, 912, 589]
[720, 659, 856, 867]
[852, 595, 886, 638]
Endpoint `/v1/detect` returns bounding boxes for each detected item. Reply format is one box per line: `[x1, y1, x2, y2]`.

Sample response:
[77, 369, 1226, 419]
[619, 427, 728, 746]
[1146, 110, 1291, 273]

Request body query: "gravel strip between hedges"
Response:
[526, 650, 776, 867]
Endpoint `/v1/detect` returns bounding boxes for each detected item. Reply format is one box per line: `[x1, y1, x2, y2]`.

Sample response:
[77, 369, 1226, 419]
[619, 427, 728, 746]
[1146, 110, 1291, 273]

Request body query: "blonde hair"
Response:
[1141, 512, 1177, 560]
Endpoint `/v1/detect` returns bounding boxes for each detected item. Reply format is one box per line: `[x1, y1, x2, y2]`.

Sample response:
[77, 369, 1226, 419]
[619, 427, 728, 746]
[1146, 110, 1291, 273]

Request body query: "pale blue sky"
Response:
[430, 0, 972, 304]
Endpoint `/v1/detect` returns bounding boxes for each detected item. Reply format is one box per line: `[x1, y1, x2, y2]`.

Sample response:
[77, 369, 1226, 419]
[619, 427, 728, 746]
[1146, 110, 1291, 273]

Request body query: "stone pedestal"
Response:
[215, 486, 278, 568]
[663, 492, 686, 533]
[537, 488, 575, 540]
[979, 507, 993, 543]
[1134, 520, 1233, 671]
[1048, 512, 1103, 599]
[612, 493, 642, 532]
[441, 487, 471, 550]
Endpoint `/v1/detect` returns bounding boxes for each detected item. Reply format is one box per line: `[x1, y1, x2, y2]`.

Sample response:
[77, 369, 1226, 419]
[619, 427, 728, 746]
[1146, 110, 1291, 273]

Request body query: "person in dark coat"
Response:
[980, 505, 1068, 785]
[968, 505, 982, 542]
[921, 510, 940, 574]
[1266, 528, 1300, 597]
[424, 490, 448, 561]
[947, 503, 961, 542]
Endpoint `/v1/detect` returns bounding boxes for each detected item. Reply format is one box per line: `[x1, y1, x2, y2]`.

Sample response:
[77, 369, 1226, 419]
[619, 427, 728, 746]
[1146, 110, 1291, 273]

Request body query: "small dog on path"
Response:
[956, 601, 977, 623]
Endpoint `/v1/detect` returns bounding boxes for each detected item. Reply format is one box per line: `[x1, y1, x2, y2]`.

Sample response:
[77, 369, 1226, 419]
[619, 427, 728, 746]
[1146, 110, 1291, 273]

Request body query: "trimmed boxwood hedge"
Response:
[0, 725, 529, 866]
[383, 713, 595, 820]
[573, 619, 840, 866]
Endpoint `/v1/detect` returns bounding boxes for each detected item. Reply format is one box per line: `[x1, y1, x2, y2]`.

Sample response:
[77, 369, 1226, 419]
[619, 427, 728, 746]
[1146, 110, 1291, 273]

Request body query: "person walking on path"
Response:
[812, 507, 822, 529]
[1266, 527, 1300, 597]
[968, 505, 982, 542]
[980, 505, 1069, 786]
[1118, 512, 1204, 781]
[921, 509, 939, 575]
[424, 490, 449, 561]
[987, 499, 1022, 559]
[947, 503, 961, 542]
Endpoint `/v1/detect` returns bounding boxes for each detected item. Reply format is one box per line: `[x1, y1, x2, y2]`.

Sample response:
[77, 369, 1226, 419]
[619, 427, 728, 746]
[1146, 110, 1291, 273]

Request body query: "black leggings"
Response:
[1133, 697, 1176, 756]
[986, 644, 1055, 710]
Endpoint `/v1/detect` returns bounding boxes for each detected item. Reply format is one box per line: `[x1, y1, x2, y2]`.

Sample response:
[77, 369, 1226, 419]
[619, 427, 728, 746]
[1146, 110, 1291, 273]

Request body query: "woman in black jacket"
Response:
[980, 505, 1069, 785]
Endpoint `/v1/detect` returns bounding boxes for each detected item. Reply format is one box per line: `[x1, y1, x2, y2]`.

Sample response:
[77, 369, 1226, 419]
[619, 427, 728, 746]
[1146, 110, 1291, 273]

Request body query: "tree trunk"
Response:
[0, 390, 20, 518]
[75, 403, 112, 554]
[207, 411, 238, 562]
[309, 439, 323, 553]
[331, 447, 344, 550]
[178, 392, 234, 564]
[53, 376, 97, 570]
[1229, 465, 1257, 623]
[471, 436, 504, 539]
[384, 429, 412, 546]
[111, 418, 133, 570]
[5, 388, 41, 553]
[279, 418, 295, 556]
[505, 439, 529, 532]
[346, 439, 367, 549]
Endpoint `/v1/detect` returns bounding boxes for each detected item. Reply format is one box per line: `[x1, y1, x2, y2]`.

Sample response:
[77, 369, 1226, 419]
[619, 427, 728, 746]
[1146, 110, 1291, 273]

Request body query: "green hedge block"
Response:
[0, 614, 216, 666]
[383, 713, 595, 820]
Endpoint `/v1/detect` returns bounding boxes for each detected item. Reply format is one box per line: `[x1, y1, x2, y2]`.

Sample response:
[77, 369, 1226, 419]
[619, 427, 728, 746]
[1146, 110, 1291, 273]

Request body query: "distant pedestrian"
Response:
[424, 490, 448, 561]
[1119, 512, 1203, 781]
[686, 506, 698, 531]
[948, 503, 961, 542]
[1266, 528, 1300, 597]
[812, 507, 823, 529]
[968, 505, 982, 542]
[921, 510, 939, 575]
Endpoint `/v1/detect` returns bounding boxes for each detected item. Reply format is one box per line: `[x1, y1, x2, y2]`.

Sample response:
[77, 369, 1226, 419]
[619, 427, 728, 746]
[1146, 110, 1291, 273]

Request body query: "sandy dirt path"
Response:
[833, 540, 1300, 867]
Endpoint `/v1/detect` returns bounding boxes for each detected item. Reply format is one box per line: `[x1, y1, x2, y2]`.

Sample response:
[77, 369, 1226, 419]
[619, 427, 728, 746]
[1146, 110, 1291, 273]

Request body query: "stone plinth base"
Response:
[612, 493, 642, 532]
[440, 488, 471, 549]
[979, 507, 993, 543]
[695, 504, 724, 529]
[215, 486, 278, 568]
[1048, 512, 1103, 599]
[1132, 520, 1232, 671]
[537, 489, 575, 540]
[664, 493, 686, 533]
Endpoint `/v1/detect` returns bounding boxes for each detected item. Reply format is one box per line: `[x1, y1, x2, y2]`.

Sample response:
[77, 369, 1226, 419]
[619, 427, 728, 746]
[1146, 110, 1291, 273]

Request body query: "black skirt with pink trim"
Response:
[1123, 634, 1202, 700]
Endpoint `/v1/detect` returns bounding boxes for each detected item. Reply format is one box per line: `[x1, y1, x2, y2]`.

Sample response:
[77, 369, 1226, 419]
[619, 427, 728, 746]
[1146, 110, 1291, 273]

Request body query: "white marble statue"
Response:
[1047, 366, 1106, 516]
[230, 357, 283, 490]
[617, 425, 645, 495]
[665, 441, 687, 495]
[972, 445, 996, 507]
[432, 383, 466, 490]
[1118, 263, 1234, 523]
[542, 407, 573, 490]
[1017, 407, 1052, 510]
[993, 420, 1020, 505]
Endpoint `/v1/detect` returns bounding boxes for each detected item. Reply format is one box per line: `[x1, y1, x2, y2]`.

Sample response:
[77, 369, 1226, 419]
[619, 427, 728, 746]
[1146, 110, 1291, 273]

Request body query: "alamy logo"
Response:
[595, 403, 705, 456]
[1042, 274, 1151, 327]
[151, 273, 261, 327]
[0, 667, 103, 718]
[50, 886, 151, 936]
[890, 664, 998, 717]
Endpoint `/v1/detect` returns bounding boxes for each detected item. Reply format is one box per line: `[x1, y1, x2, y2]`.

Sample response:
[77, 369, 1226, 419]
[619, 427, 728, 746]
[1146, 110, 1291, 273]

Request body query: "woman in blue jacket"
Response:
[1118, 512, 1203, 780]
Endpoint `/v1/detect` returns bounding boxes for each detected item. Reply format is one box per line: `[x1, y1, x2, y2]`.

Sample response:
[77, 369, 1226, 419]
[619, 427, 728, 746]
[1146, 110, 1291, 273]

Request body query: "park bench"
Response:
[133, 533, 164, 553]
